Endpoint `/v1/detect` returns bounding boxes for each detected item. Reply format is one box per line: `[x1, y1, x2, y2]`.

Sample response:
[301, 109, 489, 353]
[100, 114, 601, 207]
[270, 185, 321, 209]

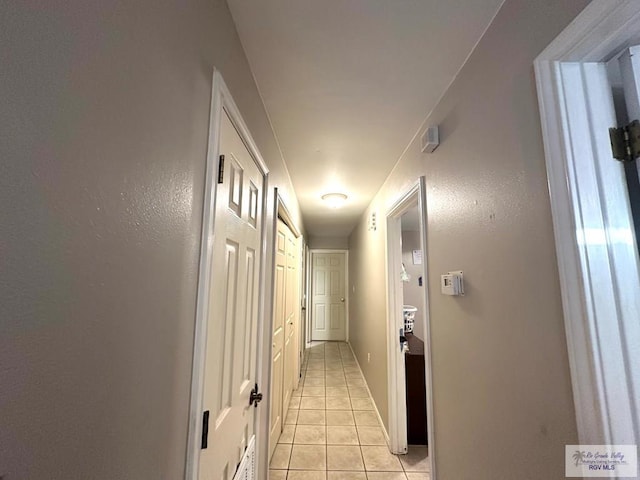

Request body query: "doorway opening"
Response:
[385, 177, 436, 479]
[607, 48, 640, 252]
[400, 205, 429, 448]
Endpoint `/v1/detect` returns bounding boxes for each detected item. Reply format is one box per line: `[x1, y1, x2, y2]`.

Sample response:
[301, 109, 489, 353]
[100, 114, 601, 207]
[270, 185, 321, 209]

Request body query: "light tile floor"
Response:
[269, 342, 430, 480]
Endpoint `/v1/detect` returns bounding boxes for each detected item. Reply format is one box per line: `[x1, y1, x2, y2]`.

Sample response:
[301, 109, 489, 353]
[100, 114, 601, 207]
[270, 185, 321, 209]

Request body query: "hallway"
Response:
[269, 342, 429, 480]
[3, 1, 612, 478]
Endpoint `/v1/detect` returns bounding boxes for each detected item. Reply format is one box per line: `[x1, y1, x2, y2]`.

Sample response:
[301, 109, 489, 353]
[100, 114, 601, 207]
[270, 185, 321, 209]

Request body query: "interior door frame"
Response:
[534, 0, 640, 446]
[186, 69, 270, 480]
[309, 249, 350, 342]
[385, 177, 436, 479]
[305, 247, 312, 347]
[300, 242, 309, 354]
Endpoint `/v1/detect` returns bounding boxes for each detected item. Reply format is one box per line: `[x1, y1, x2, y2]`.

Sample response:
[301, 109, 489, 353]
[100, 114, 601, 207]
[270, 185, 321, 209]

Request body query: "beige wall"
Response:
[348, 214, 390, 427]
[0, 1, 301, 478]
[348, 0, 588, 478]
[309, 235, 349, 249]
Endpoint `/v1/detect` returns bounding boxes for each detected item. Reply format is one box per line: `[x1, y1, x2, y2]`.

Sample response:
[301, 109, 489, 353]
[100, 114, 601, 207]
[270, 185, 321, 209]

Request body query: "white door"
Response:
[282, 227, 299, 416]
[269, 222, 286, 458]
[269, 220, 300, 457]
[199, 110, 264, 480]
[311, 252, 346, 341]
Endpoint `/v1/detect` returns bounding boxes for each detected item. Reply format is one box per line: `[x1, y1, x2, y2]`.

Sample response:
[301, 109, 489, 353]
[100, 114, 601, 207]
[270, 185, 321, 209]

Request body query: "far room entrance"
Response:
[310, 250, 348, 342]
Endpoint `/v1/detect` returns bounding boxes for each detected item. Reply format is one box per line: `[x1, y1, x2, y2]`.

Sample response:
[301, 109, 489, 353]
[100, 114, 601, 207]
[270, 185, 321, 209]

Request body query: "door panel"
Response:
[219, 240, 238, 415]
[311, 252, 346, 341]
[269, 344, 283, 458]
[269, 227, 286, 458]
[315, 271, 326, 295]
[282, 232, 298, 416]
[330, 304, 343, 330]
[241, 248, 256, 385]
[199, 110, 263, 480]
[269, 220, 300, 458]
[314, 305, 326, 330]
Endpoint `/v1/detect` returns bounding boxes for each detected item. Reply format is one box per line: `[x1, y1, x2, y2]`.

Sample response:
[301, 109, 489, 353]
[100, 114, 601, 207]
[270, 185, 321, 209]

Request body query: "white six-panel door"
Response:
[282, 225, 299, 419]
[311, 252, 346, 341]
[199, 109, 263, 480]
[269, 223, 286, 458]
[269, 219, 300, 458]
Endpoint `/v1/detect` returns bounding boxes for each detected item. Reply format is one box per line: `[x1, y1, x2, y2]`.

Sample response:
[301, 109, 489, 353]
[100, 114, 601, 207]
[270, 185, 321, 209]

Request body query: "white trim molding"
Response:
[534, 0, 640, 448]
[347, 341, 391, 446]
[186, 69, 270, 480]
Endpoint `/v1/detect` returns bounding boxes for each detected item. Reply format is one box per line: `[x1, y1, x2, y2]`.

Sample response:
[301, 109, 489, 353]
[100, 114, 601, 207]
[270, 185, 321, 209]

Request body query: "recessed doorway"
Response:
[385, 177, 436, 479]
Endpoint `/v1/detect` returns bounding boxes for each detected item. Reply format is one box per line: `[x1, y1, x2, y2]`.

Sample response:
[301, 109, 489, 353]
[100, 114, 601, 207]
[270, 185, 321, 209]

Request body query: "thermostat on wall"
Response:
[441, 271, 464, 296]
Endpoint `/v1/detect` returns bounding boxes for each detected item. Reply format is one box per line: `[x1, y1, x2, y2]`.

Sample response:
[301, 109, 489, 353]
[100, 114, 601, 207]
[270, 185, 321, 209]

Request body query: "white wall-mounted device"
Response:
[421, 125, 439, 153]
[441, 270, 464, 296]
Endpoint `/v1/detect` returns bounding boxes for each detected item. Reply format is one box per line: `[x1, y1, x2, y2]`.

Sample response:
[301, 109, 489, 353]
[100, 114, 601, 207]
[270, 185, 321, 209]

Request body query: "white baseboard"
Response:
[346, 341, 392, 447]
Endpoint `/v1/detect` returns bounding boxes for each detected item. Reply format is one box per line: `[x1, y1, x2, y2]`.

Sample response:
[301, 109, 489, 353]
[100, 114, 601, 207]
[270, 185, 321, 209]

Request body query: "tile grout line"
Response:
[275, 343, 428, 479]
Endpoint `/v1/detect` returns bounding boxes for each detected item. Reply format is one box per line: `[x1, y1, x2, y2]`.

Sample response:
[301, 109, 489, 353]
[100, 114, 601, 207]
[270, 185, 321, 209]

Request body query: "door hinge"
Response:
[249, 383, 263, 408]
[201, 410, 209, 449]
[217, 154, 225, 183]
[609, 119, 640, 162]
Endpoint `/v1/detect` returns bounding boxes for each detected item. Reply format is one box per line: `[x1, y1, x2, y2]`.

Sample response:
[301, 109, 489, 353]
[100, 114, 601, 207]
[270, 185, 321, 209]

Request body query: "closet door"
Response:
[269, 219, 301, 458]
[268, 223, 287, 458]
[282, 230, 299, 415]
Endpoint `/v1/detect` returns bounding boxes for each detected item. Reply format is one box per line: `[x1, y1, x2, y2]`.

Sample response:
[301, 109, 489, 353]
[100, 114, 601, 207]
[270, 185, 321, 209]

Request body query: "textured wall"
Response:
[348, 212, 389, 428]
[348, 0, 589, 478]
[308, 236, 349, 249]
[0, 1, 300, 478]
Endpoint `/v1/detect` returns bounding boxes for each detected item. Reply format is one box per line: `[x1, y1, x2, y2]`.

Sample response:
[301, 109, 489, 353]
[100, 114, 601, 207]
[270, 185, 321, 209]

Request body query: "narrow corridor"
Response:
[269, 342, 430, 479]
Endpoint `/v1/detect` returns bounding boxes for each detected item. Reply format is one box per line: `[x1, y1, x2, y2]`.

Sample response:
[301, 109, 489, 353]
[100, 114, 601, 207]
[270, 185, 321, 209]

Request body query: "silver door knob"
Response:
[341, 298, 345, 302]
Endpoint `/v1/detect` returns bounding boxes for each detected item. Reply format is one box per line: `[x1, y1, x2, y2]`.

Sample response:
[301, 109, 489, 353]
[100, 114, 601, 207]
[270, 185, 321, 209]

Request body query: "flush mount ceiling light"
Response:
[321, 192, 348, 209]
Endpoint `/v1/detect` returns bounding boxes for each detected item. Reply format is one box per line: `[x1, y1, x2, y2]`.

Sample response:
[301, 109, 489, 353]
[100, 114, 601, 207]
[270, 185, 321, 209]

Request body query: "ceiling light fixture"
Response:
[321, 192, 348, 209]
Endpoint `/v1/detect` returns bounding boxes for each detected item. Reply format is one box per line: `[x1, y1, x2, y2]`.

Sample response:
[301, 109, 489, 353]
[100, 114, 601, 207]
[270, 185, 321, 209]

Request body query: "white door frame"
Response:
[309, 249, 349, 342]
[534, 0, 640, 446]
[300, 242, 309, 353]
[186, 70, 270, 480]
[385, 177, 436, 478]
[305, 247, 312, 347]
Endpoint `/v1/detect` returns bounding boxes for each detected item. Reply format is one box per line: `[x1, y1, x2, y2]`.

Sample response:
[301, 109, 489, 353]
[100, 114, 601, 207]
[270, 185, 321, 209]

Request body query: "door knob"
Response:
[341, 298, 345, 302]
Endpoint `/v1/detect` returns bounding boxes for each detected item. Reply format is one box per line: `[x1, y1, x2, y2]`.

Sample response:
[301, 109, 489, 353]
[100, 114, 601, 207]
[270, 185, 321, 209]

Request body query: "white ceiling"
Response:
[227, 0, 505, 237]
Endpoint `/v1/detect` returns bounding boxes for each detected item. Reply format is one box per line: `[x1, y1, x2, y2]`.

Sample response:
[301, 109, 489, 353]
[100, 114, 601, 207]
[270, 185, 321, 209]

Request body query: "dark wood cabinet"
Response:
[404, 333, 428, 445]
